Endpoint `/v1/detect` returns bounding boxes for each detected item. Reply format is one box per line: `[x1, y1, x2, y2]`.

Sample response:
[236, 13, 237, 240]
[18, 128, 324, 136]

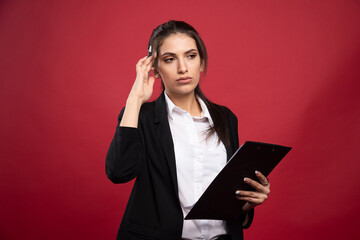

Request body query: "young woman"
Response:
[106, 20, 270, 240]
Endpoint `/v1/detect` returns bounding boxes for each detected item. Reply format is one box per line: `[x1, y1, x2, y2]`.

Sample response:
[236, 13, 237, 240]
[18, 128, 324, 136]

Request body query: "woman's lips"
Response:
[176, 77, 192, 83]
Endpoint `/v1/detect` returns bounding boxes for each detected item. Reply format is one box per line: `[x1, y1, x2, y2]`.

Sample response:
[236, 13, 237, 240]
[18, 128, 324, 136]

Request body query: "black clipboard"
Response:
[185, 141, 292, 220]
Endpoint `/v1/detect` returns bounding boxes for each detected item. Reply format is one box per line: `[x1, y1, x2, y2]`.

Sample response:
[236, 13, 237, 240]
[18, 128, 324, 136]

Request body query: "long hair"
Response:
[148, 20, 230, 147]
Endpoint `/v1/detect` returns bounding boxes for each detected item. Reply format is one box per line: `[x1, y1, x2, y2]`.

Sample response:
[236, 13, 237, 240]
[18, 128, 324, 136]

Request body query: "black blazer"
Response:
[106, 92, 254, 240]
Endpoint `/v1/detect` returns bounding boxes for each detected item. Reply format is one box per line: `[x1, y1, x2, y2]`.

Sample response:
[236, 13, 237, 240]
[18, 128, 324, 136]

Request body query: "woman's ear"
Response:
[151, 68, 160, 79]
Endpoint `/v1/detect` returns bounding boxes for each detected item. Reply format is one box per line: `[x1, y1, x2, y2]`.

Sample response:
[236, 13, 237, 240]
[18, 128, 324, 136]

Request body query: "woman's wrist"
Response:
[126, 94, 144, 109]
[119, 95, 143, 128]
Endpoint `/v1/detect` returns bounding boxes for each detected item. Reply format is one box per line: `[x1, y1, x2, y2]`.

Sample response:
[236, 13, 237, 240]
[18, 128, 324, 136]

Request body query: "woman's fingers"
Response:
[136, 56, 148, 73]
[147, 76, 155, 89]
[235, 171, 271, 211]
[145, 57, 155, 77]
[236, 196, 265, 205]
[129, 55, 157, 103]
[135, 55, 155, 82]
[242, 172, 270, 195]
[255, 171, 270, 187]
[147, 53, 157, 73]
[130, 53, 158, 103]
[235, 190, 268, 205]
[236, 190, 268, 200]
[243, 177, 269, 194]
[140, 55, 156, 79]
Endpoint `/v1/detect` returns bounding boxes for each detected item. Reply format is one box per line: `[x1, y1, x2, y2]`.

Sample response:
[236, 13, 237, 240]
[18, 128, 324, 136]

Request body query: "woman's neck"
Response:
[166, 91, 202, 117]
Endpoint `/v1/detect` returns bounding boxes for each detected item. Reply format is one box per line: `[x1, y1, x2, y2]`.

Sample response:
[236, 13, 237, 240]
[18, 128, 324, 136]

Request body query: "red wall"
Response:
[1, 0, 359, 239]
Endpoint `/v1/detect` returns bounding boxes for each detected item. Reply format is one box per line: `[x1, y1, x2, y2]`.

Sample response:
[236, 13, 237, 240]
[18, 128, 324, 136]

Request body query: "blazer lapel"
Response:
[153, 92, 179, 196]
[226, 145, 232, 162]
[225, 115, 238, 161]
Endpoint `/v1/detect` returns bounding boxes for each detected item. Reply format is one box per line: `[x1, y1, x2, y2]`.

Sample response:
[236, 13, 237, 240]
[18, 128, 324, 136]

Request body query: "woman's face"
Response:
[155, 33, 204, 98]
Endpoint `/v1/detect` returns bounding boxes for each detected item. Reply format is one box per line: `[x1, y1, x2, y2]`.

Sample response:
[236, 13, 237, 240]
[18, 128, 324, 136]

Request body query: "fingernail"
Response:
[236, 190, 241, 195]
[243, 177, 247, 182]
[255, 170, 259, 175]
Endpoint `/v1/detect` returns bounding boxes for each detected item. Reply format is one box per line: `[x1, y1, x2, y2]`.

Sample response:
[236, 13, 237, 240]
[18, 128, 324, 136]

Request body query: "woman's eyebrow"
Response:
[161, 49, 198, 57]
[184, 49, 198, 54]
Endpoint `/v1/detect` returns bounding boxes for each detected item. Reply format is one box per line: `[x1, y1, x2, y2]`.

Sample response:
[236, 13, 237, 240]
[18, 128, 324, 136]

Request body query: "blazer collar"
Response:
[153, 91, 168, 124]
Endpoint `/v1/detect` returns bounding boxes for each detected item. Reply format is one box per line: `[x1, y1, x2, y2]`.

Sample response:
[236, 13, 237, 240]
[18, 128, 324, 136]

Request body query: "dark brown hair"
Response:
[148, 20, 230, 147]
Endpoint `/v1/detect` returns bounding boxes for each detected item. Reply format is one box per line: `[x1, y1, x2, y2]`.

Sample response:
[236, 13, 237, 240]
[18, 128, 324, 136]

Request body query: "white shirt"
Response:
[164, 92, 228, 240]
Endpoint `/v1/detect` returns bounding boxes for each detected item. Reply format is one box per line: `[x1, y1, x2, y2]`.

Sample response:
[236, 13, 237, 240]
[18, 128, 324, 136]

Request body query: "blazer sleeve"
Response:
[105, 107, 144, 184]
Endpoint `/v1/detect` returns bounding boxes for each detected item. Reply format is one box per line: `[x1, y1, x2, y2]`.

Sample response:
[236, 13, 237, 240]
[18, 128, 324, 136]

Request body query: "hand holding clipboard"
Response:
[185, 141, 292, 220]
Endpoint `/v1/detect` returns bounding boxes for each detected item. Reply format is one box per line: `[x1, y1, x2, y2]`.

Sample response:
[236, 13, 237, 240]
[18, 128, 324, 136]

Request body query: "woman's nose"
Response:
[177, 58, 188, 74]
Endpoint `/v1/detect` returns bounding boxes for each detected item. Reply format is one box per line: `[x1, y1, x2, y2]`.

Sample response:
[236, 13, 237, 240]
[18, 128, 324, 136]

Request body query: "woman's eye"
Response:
[188, 54, 197, 59]
[164, 58, 175, 63]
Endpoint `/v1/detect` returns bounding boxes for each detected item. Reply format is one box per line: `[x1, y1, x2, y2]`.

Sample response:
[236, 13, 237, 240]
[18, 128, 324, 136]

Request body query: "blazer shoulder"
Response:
[138, 100, 158, 121]
[139, 100, 155, 113]
[115, 100, 157, 127]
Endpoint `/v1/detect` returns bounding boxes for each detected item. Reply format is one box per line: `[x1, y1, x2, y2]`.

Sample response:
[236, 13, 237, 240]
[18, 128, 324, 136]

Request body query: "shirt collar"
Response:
[164, 91, 214, 126]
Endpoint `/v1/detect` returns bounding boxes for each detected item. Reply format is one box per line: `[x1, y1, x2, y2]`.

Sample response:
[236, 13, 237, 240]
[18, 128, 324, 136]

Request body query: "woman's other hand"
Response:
[235, 170, 270, 212]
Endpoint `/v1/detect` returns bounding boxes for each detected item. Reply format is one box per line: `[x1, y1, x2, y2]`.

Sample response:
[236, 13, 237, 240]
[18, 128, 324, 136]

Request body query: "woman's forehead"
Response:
[159, 33, 198, 55]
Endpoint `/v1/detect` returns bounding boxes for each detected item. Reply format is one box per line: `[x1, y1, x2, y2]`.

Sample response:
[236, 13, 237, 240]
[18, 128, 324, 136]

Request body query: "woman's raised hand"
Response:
[129, 54, 157, 104]
[120, 54, 157, 128]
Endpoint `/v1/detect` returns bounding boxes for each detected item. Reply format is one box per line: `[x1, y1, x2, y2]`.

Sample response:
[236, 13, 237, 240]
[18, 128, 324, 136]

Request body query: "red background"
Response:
[1, 0, 360, 239]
